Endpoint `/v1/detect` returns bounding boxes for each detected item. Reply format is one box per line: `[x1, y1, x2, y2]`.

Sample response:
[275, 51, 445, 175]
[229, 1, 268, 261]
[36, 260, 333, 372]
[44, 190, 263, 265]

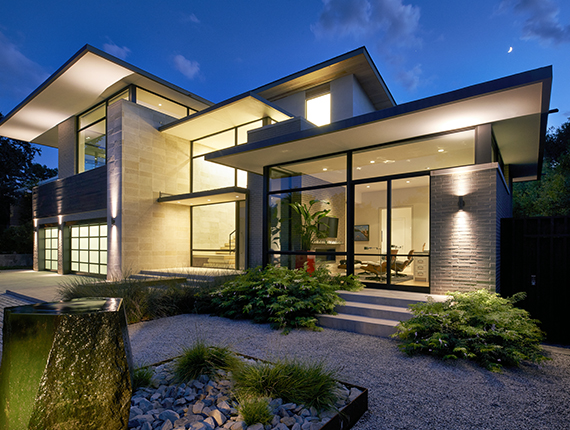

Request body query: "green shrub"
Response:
[237, 396, 273, 426]
[173, 340, 240, 382]
[392, 290, 548, 371]
[211, 265, 362, 332]
[132, 366, 153, 392]
[233, 358, 340, 411]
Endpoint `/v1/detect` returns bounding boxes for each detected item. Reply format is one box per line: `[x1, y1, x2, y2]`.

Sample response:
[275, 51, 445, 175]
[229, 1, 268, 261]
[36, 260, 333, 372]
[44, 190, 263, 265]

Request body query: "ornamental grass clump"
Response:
[237, 396, 273, 426]
[132, 366, 153, 392]
[173, 339, 240, 382]
[392, 289, 548, 372]
[211, 265, 362, 332]
[232, 358, 340, 411]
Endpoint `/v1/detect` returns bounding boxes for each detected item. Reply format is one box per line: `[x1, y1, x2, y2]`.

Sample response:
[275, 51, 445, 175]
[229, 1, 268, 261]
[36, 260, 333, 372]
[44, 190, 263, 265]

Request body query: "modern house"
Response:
[0, 45, 552, 295]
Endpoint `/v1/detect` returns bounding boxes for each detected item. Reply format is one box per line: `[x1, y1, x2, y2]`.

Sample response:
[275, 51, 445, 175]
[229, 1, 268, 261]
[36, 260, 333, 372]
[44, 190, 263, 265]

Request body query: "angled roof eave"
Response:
[206, 66, 552, 178]
[253, 46, 396, 111]
[0, 44, 213, 147]
[159, 92, 294, 141]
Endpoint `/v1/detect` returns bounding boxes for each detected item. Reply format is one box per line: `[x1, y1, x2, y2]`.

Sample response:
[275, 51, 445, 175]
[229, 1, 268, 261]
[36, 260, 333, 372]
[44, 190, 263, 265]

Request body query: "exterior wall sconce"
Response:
[458, 196, 465, 210]
[111, 218, 116, 225]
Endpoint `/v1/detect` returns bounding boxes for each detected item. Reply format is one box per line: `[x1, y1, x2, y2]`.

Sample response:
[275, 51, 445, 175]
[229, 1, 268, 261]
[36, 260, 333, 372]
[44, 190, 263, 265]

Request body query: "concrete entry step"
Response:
[335, 301, 413, 321]
[318, 288, 447, 338]
[318, 313, 400, 338]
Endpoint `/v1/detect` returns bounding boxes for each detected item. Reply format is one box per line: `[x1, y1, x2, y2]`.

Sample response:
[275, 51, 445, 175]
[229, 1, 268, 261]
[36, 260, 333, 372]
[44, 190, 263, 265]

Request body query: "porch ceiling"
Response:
[206, 67, 552, 180]
[0, 45, 212, 148]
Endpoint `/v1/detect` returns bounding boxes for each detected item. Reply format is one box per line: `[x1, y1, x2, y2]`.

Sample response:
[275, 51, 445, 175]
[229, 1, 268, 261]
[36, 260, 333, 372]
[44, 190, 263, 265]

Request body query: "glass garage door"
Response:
[70, 223, 108, 275]
[44, 227, 58, 271]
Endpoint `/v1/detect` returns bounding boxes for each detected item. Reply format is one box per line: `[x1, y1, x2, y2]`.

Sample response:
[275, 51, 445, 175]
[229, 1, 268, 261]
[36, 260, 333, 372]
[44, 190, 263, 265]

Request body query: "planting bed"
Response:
[129, 356, 367, 430]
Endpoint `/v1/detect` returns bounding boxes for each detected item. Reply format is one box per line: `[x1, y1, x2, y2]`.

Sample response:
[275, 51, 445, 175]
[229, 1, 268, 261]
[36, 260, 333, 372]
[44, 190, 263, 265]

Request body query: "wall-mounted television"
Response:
[318, 216, 339, 238]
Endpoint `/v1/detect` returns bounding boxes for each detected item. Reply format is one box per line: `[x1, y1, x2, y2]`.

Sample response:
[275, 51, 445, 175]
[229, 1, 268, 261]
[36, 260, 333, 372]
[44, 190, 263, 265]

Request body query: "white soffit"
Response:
[0, 51, 132, 147]
[159, 191, 247, 206]
[0, 47, 212, 148]
[208, 82, 545, 175]
[161, 95, 293, 141]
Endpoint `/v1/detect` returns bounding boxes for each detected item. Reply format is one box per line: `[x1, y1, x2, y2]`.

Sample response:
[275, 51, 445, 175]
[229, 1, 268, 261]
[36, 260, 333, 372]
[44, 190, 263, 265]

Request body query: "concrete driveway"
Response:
[0, 269, 88, 302]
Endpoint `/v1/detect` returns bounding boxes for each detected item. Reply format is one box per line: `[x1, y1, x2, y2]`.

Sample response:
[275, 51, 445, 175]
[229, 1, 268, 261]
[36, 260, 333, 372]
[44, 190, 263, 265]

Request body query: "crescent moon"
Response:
[508, 47, 513, 53]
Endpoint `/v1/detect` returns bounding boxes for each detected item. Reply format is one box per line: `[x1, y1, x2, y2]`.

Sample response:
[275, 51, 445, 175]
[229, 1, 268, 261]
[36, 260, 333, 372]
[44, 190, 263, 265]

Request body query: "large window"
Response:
[78, 103, 106, 173]
[70, 222, 107, 275]
[354, 177, 430, 288]
[191, 120, 264, 192]
[306, 93, 331, 126]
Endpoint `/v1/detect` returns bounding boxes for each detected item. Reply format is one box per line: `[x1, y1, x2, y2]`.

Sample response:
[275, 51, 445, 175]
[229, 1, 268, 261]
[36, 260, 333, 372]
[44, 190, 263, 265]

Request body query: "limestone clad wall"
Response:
[430, 164, 501, 294]
[108, 100, 191, 277]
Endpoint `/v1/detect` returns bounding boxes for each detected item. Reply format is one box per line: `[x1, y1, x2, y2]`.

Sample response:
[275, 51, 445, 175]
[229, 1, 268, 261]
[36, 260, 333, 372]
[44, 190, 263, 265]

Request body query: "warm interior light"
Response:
[306, 93, 331, 126]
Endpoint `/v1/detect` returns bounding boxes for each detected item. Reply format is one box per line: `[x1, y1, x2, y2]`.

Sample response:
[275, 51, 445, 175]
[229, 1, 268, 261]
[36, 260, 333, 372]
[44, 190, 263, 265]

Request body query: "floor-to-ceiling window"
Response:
[189, 120, 265, 269]
[265, 129, 476, 290]
[268, 154, 347, 272]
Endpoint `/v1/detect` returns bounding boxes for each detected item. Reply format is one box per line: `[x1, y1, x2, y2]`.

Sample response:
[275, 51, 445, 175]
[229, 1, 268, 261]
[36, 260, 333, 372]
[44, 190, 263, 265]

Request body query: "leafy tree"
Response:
[1, 112, 58, 252]
[513, 118, 570, 217]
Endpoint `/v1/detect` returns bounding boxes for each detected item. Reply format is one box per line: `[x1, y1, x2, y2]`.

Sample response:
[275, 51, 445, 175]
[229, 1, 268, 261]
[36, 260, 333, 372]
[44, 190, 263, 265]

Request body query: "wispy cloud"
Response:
[181, 13, 200, 24]
[312, 0, 423, 91]
[103, 42, 131, 60]
[0, 31, 48, 107]
[173, 54, 200, 79]
[499, 0, 570, 45]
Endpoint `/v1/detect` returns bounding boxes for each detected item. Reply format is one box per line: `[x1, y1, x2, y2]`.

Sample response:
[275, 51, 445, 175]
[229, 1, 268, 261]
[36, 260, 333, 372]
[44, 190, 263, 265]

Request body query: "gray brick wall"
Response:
[495, 170, 512, 293]
[430, 165, 501, 294]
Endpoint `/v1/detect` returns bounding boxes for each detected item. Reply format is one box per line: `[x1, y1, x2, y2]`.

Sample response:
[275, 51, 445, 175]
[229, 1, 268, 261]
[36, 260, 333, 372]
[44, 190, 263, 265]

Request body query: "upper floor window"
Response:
[306, 91, 331, 126]
[78, 103, 106, 173]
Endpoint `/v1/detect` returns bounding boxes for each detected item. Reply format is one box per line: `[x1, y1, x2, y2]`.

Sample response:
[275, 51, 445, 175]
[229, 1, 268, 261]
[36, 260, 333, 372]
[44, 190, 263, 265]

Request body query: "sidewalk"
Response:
[0, 269, 85, 302]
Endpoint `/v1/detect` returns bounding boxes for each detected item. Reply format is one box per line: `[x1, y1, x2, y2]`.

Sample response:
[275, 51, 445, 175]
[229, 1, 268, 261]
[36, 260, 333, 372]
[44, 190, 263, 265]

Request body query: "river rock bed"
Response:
[129, 360, 362, 430]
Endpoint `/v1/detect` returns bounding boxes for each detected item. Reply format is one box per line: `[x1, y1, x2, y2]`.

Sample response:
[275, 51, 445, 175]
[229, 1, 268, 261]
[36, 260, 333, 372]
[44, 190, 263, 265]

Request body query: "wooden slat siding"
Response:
[501, 216, 570, 344]
[33, 167, 107, 218]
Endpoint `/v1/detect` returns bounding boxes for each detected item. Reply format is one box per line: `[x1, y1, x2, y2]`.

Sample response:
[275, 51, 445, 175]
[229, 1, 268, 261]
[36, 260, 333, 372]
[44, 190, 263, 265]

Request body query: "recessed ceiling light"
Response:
[370, 160, 375, 164]
[323, 168, 328, 171]
[356, 167, 362, 170]
[236, 196, 239, 198]
[207, 199, 211, 202]
[366, 185, 370, 188]
[383, 159, 395, 164]
[406, 181, 410, 184]
[438, 149, 444, 153]
[158, 103, 162, 107]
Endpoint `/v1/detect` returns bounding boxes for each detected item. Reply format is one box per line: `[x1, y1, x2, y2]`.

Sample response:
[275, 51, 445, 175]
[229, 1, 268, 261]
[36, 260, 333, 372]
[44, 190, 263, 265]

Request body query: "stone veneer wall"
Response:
[430, 164, 503, 294]
[107, 100, 191, 278]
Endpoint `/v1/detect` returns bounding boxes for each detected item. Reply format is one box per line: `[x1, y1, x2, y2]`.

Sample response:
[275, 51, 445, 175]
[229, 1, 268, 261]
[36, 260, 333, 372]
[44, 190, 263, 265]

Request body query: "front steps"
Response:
[318, 289, 446, 338]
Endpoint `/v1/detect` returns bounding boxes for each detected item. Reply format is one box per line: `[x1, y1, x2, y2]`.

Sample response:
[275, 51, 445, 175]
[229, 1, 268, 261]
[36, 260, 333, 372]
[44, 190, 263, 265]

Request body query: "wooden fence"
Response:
[501, 216, 570, 344]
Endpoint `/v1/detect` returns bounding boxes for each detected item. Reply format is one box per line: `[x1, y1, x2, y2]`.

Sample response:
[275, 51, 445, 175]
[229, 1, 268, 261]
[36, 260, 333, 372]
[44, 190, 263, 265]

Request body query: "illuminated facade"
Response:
[0, 45, 552, 293]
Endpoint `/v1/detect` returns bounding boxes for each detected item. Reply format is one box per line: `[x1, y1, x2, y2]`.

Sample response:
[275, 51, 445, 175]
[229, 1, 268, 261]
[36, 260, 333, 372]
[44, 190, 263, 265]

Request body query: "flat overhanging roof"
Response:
[206, 66, 552, 180]
[157, 187, 247, 207]
[0, 45, 212, 147]
[159, 93, 293, 141]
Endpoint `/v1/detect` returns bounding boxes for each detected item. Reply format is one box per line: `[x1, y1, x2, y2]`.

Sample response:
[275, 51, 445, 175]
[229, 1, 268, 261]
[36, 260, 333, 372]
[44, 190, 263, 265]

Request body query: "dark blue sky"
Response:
[2, 0, 569, 169]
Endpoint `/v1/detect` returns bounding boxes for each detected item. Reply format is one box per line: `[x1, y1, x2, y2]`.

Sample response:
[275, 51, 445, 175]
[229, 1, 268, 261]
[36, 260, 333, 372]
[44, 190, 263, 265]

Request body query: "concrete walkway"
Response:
[0, 269, 87, 302]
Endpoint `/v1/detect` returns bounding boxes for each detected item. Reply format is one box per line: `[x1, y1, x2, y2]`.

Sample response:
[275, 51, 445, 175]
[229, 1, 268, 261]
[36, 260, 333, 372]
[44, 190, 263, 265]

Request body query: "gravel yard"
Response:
[129, 314, 570, 430]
